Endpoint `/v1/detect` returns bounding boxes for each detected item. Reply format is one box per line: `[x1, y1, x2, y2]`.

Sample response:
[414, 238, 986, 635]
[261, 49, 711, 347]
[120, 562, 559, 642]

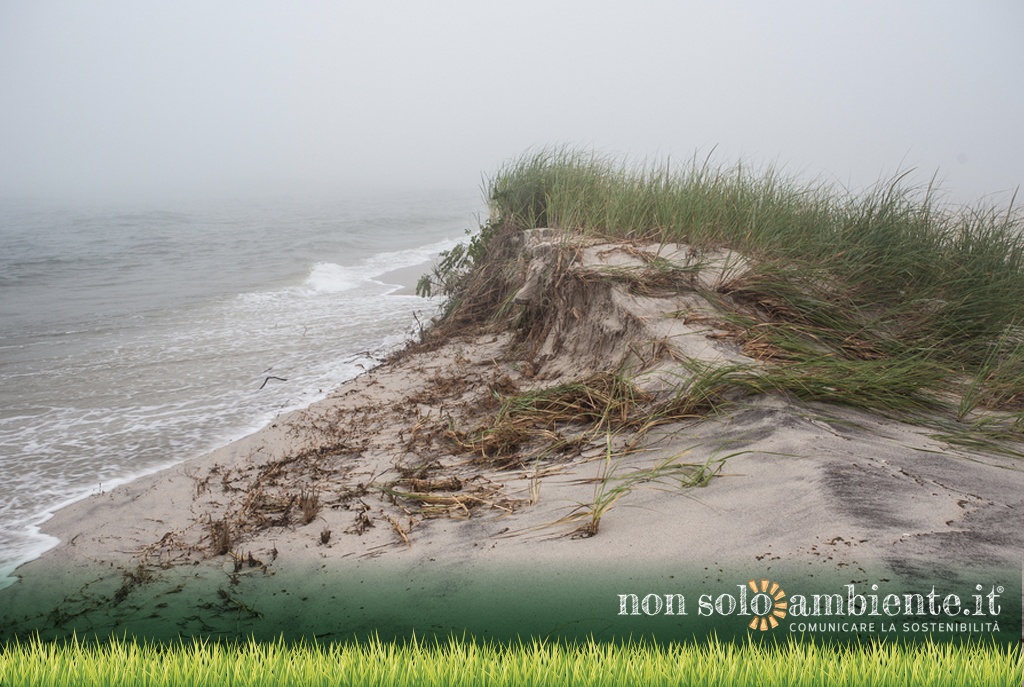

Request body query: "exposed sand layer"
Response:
[3, 231, 1021, 641]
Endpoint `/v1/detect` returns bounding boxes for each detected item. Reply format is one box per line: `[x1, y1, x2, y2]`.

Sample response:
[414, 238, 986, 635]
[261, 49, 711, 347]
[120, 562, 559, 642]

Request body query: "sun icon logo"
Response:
[746, 579, 787, 631]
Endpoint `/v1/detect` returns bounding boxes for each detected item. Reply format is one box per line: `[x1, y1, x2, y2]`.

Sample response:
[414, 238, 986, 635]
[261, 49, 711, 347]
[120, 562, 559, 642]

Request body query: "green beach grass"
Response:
[1, 635, 1020, 687]
[424, 148, 1024, 453]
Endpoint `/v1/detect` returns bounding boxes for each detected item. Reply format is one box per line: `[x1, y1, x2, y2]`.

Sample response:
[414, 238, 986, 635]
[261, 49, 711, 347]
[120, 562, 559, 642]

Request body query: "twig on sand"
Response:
[383, 513, 413, 547]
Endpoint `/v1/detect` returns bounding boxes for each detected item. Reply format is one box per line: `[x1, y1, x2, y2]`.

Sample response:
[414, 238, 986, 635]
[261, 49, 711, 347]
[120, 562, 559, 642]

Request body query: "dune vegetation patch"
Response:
[420, 148, 1024, 455]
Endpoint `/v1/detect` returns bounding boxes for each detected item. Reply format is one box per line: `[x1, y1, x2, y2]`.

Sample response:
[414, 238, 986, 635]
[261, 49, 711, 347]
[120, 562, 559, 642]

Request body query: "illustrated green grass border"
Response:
[1, 635, 1020, 687]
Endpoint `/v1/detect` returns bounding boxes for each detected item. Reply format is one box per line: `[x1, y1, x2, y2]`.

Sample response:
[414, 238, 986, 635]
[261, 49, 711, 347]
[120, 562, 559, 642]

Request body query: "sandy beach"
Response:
[2, 231, 1021, 642]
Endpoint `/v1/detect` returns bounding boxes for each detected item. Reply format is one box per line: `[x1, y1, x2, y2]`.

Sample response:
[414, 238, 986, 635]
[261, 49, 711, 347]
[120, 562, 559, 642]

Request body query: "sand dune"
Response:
[3, 229, 1020, 642]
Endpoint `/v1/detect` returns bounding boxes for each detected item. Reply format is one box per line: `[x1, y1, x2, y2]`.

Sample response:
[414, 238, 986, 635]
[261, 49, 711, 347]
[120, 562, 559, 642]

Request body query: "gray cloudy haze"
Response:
[1, 1, 1021, 204]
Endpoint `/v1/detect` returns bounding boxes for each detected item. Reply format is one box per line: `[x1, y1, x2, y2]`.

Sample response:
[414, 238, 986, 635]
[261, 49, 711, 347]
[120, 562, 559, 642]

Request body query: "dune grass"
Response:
[488, 149, 1024, 361]
[464, 149, 1024, 445]
[1, 635, 1019, 687]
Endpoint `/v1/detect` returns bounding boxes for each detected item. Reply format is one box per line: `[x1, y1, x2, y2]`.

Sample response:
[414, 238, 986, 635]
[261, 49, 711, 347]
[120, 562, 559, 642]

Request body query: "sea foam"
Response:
[303, 262, 359, 293]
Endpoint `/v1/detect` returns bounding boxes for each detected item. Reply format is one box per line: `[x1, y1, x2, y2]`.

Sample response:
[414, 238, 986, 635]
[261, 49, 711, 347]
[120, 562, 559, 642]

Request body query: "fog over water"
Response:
[1, 2, 1021, 205]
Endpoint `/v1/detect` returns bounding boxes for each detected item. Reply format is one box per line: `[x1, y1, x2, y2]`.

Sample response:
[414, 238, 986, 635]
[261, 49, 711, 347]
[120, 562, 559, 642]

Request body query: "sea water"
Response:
[0, 190, 482, 586]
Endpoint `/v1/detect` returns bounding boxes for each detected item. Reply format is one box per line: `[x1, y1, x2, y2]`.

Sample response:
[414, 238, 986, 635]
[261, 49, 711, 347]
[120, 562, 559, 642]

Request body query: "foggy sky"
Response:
[1, 1, 1021, 205]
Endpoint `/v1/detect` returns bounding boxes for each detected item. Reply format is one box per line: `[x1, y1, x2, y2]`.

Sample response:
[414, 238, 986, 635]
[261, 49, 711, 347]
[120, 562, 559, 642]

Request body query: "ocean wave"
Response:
[362, 235, 464, 278]
[302, 262, 359, 293]
[296, 235, 464, 296]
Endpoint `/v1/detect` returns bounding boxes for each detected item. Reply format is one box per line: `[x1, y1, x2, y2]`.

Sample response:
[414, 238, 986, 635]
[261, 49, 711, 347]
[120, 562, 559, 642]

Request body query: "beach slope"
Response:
[2, 227, 1021, 642]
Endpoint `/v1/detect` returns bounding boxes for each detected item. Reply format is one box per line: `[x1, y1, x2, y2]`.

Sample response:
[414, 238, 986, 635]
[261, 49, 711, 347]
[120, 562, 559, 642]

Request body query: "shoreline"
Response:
[0, 259, 436, 590]
[2, 231, 1021, 642]
[375, 260, 433, 296]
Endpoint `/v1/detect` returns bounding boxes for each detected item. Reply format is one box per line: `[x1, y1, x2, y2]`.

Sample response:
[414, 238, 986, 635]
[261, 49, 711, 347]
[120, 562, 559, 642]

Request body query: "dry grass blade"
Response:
[382, 513, 412, 547]
[460, 373, 652, 463]
[208, 519, 232, 556]
[375, 479, 521, 519]
[298, 487, 321, 525]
